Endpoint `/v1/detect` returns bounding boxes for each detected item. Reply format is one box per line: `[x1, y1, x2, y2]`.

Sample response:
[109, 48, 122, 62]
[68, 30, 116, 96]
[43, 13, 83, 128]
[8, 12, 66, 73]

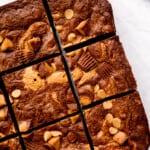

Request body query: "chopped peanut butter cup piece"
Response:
[78, 52, 97, 72]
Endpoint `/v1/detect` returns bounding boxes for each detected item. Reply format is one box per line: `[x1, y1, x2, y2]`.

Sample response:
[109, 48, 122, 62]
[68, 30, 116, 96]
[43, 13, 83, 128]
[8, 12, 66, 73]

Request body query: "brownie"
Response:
[85, 92, 150, 150]
[3, 56, 78, 130]
[0, 0, 115, 72]
[0, 0, 57, 71]
[0, 90, 16, 140]
[66, 36, 136, 104]
[22, 116, 90, 150]
[48, 0, 115, 47]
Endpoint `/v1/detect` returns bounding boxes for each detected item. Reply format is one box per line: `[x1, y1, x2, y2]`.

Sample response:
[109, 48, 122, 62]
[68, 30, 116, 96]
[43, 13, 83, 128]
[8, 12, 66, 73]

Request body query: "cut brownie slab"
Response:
[21, 115, 90, 150]
[48, 0, 115, 47]
[0, 0, 116, 72]
[3, 56, 78, 130]
[66, 36, 136, 105]
[3, 36, 137, 129]
[85, 91, 150, 150]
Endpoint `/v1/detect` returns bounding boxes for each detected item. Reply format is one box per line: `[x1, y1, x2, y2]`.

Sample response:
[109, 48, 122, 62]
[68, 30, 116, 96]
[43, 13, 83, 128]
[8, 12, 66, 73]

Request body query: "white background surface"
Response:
[109, 0, 150, 126]
[0, 0, 150, 147]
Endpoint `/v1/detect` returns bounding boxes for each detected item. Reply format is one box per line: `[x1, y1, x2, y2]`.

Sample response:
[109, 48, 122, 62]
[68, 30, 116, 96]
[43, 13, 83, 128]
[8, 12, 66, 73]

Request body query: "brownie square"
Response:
[3, 56, 78, 130]
[22, 115, 90, 150]
[85, 92, 150, 149]
[0, 0, 58, 71]
[0, 0, 116, 72]
[48, 0, 116, 47]
[66, 36, 136, 105]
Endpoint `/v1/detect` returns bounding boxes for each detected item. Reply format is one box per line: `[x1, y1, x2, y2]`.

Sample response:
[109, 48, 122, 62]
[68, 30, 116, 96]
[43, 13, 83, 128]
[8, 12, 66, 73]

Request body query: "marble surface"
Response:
[0, 0, 150, 144]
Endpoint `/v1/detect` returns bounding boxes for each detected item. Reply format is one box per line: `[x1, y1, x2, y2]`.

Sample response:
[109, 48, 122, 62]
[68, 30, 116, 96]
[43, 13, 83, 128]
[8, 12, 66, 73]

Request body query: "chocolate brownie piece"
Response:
[85, 91, 150, 150]
[0, 90, 16, 140]
[48, 0, 115, 47]
[0, 0, 115, 72]
[22, 115, 90, 150]
[66, 36, 136, 105]
[0, 0, 57, 71]
[3, 56, 78, 130]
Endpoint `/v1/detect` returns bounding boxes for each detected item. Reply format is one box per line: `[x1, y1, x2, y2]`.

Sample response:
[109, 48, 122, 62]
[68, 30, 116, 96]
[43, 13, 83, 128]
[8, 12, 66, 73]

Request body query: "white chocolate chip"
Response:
[113, 131, 128, 145]
[11, 89, 21, 98]
[109, 127, 118, 135]
[49, 131, 62, 137]
[65, 9, 74, 19]
[44, 131, 52, 142]
[44, 130, 62, 142]
[112, 118, 121, 129]
[67, 33, 76, 42]
[0, 94, 6, 107]
[103, 101, 113, 109]
[105, 113, 114, 123]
